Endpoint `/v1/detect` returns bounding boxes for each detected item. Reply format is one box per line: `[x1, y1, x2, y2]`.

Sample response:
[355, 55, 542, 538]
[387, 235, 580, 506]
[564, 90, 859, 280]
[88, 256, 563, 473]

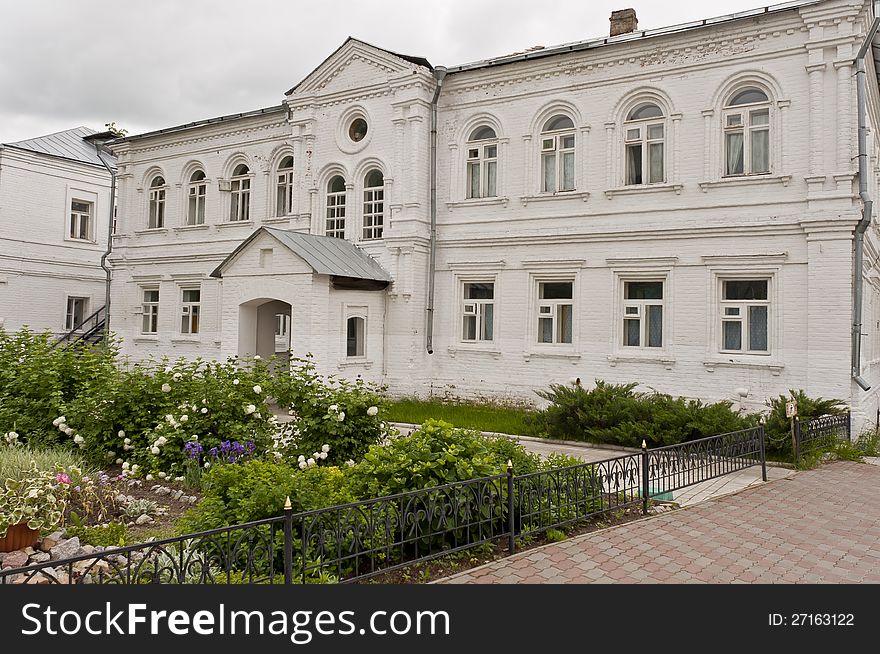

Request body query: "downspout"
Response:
[95, 145, 117, 338]
[425, 65, 447, 354]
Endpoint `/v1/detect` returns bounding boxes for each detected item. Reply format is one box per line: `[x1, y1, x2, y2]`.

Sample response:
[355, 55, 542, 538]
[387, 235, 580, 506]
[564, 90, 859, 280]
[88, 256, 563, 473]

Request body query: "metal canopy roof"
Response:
[3, 126, 116, 168]
[211, 227, 392, 283]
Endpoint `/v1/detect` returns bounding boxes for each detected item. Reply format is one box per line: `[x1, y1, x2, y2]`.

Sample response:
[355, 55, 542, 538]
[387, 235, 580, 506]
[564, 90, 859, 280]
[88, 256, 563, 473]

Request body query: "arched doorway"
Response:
[238, 298, 292, 362]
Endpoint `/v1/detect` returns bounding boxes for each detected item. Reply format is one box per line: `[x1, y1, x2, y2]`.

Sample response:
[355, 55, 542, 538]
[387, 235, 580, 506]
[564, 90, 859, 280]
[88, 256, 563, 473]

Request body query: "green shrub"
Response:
[66, 522, 127, 547]
[531, 381, 754, 447]
[764, 390, 847, 455]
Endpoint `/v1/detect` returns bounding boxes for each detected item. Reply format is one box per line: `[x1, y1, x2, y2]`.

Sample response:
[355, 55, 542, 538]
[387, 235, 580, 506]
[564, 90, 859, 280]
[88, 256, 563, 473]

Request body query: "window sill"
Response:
[698, 174, 791, 192]
[171, 337, 202, 344]
[523, 349, 581, 363]
[446, 197, 510, 210]
[703, 358, 783, 375]
[134, 228, 169, 235]
[133, 336, 159, 343]
[64, 237, 98, 245]
[607, 353, 676, 369]
[262, 216, 291, 224]
[217, 221, 253, 229]
[447, 345, 502, 359]
[173, 224, 209, 232]
[337, 358, 373, 369]
[519, 191, 589, 206]
[604, 184, 683, 199]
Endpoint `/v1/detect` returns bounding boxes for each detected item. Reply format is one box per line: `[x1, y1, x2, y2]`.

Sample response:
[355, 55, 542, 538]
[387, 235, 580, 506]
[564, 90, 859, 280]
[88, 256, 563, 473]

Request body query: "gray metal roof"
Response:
[211, 227, 392, 282]
[111, 105, 287, 144]
[3, 126, 116, 168]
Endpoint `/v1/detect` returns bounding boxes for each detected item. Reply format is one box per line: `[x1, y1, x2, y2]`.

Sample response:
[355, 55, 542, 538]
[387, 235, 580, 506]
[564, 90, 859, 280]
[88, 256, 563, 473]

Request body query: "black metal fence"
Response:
[794, 412, 851, 466]
[1, 426, 767, 585]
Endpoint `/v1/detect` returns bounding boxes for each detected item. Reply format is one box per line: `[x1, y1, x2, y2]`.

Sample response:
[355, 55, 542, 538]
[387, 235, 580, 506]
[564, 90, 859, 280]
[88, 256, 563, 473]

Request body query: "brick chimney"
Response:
[610, 8, 638, 37]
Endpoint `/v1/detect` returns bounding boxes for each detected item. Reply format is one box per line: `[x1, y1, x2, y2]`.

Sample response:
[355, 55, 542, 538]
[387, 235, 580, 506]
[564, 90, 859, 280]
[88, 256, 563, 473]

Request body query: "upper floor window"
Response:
[276, 156, 294, 217]
[625, 103, 665, 185]
[326, 175, 346, 239]
[148, 176, 166, 228]
[229, 164, 250, 222]
[541, 115, 575, 193]
[723, 88, 770, 176]
[69, 200, 93, 241]
[466, 126, 498, 199]
[362, 170, 384, 240]
[187, 170, 207, 225]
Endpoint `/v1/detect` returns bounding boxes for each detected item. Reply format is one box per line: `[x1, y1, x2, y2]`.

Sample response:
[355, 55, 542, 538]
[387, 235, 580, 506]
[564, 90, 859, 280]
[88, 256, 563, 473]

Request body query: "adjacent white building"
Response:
[107, 0, 880, 427]
[0, 127, 115, 337]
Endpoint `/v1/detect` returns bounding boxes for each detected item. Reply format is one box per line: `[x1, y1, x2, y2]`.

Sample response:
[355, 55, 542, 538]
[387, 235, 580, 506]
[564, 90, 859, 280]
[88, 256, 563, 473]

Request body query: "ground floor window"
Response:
[65, 296, 88, 330]
[622, 280, 664, 348]
[180, 288, 201, 335]
[462, 282, 494, 342]
[720, 279, 769, 353]
[346, 316, 365, 357]
[142, 288, 159, 334]
[537, 281, 573, 344]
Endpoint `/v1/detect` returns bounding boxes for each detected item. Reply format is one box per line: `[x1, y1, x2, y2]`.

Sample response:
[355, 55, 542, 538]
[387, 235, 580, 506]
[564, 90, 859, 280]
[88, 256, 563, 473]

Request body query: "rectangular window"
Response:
[148, 188, 165, 228]
[230, 179, 250, 222]
[363, 186, 384, 240]
[541, 135, 575, 193]
[720, 279, 769, 353]
[537, 281, 573, 344]
[724, 109, 770, 176]
[346, 316, 365, 357]
[326, 189, 346, 238]
[623, 281, 664, 348]
[276, 171, 294, 217]
[187, 183, 206, 225]
[462, 282, 494, 342]
[69, 201, 93, 240]
[65, 296, 88, 331]
[141, 289, 159, 334]
[180, 289, 201, 335]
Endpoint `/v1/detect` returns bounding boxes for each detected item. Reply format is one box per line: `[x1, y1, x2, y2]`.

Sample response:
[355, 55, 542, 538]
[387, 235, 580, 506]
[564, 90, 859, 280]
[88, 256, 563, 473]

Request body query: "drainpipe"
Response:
[425, 65, 447, 355]
[95, 145, 117, 337]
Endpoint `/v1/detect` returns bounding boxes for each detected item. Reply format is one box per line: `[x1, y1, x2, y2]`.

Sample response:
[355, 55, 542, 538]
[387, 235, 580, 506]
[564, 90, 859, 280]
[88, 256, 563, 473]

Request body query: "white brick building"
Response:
[0, 127, 115, 337]
[107, 0, 880, 427]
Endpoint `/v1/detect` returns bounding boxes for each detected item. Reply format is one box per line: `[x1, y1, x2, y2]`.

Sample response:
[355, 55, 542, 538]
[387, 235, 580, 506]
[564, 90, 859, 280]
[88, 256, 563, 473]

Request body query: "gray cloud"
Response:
[0, 0, 768, 142]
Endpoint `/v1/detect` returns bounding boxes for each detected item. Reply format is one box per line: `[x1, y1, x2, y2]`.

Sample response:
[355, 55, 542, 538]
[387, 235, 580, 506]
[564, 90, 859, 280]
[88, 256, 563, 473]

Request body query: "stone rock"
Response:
[39, 530, 66, 552]
[115, 494, 128, 503]
[1, 550, 29, 569]
[30, 551, 50, 564]
[50, 536, 82, 561]
[171, 490, 183, 501]
[23, 546, 35, 556]
[94, 546, 105, 553]
[81, 545, 95, 555]
[135, 514, 154, 525]
[150, 485, 161, 492]
[155, 487, 171, 496]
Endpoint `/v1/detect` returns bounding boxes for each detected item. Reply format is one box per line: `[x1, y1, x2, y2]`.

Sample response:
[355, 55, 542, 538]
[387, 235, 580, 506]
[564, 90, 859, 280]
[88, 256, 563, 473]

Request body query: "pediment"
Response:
[286, 38, 431, 97]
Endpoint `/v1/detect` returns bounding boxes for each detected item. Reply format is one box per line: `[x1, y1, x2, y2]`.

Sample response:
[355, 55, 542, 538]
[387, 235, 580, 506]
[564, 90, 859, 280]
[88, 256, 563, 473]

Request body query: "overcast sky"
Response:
[0, 0, 775, 143]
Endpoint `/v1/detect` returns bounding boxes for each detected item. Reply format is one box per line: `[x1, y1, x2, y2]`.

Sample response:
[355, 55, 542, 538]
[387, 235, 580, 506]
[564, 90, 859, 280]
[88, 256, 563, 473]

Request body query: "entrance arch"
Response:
[238, 298, 292, 361]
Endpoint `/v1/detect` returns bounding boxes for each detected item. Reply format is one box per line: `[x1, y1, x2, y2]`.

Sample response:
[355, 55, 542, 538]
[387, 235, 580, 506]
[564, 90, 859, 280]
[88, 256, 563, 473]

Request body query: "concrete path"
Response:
[438, 461, 880, 584]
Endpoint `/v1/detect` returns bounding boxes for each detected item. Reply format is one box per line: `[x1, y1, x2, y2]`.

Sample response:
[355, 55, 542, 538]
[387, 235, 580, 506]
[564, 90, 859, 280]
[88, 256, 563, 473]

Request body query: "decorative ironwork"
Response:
[647, 427, 766, 497]
[795, 413, 850, 464]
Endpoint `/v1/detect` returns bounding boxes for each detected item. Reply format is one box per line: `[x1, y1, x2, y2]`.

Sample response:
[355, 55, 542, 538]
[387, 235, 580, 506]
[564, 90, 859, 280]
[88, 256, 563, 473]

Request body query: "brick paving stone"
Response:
[436, 462, 880, 585]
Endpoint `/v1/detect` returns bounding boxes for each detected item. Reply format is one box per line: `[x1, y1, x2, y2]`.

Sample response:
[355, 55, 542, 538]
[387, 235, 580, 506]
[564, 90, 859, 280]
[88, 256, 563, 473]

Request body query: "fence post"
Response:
[758, 425, 767, 482]
[847, 411, 852, 442]
[641, 440, 649, 516]
[283, 496, 293, 585]
[506, 459, 515, 556]
[793, 420, 801, 468]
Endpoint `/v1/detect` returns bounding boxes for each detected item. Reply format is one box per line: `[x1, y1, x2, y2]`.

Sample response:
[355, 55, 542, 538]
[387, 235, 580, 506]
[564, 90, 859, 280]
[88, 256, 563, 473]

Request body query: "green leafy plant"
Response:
[545, 528, 566, 543]
[0, 463, 67, 537]
[66, 522, 127, 547]
[122, 498, 159, 520]
[764, 390, 847, 456]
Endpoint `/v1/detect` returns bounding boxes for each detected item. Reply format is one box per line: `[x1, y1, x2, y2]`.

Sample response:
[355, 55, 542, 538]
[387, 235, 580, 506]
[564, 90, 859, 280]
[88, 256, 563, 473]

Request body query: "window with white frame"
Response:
[229, 164, 251, 222]
[723, 88, 770, 176]
[148, 176, 166, 228]
[69, 200, 93, 240]
[622, 280, 664, 348]
[462, 282, 494, 342]
[141, 288, 159, 334]
[65, 296, 88, 331]
[537, 281, 573, 344]
[326, 175, 346, 238]
[276, 156, 294, 217]
[466, 126, 498, 198]
[346, 316, 365, 357]
[187, 170, 207, 225]
[540, 115, 576, 193]
[624, 103, 665, 185]
[720, 279, 769, 353]
[180, 288, 200, 335]
[362, 169, 384, 240]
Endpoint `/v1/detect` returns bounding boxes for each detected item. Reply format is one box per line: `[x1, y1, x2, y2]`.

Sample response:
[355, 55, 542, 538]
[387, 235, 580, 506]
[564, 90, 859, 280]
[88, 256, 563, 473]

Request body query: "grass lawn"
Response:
[384, 398, 537, 436]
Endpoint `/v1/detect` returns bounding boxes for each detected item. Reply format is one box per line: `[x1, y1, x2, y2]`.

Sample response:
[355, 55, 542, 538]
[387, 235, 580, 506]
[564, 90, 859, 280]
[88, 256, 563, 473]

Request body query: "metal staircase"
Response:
[56, 305, 106, 347]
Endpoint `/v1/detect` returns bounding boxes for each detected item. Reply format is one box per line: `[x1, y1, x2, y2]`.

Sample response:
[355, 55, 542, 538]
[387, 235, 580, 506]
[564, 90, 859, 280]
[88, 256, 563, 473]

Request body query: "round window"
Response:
[348, 118, 368, 142]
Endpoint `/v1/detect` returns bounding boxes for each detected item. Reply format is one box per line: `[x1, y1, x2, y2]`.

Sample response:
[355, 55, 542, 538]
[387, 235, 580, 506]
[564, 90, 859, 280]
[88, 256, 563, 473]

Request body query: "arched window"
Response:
[466, 126, 498, 198]
[346, 316, 365, 357]
[276, 156, 294, 217]
[187, 170, 206, 225]
[625, 103, 665, 185]
[229, 164, 250, 222]
[148, 175, 166, 228]
[541, 115, 575, 192]
[363, 169, 384, 240]
[326, 175, 346, 238]
[723, 87, 770, 176]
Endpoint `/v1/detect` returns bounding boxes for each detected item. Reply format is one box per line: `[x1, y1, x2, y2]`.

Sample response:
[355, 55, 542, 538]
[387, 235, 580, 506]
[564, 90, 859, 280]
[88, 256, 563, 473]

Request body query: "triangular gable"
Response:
[285, 37, 432, 96]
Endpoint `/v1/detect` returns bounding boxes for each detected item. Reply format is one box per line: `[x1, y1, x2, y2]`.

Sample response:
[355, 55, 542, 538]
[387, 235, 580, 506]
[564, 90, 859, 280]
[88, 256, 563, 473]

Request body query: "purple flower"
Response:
[55, 473, 71, 485]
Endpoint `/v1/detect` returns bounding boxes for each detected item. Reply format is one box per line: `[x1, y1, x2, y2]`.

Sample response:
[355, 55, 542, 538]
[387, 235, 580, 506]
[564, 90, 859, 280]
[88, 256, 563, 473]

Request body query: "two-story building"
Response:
[107, 0, 880, 427]
[0, 127, 115, 337]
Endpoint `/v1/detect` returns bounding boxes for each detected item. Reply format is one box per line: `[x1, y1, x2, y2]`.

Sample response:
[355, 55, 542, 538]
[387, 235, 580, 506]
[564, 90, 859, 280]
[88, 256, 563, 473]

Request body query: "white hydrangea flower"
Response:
[165, 414, 175, 423]
[63, 426, 74, 436]
[245, 404, 256, 415]
[161, 383, 172, 393]
[116, 458, 123, 465]
[123, 437, 131, 444]
[180, 415, 189, 423]
[253, 355, 261, 360]
[73, 435, 84, 445]
[122, 462, 130, 470]
[173, 372, 182, 381]
[131, 464, 139, 472]
[174, 476, 185, 482]
[158, 472, 167, 479]
[191, 434, 199, 441]
[307, 458, 316, 467]
[164, 366, 174, 373]
[253, 385, 262, 394]
[201, 407, 208, 414]
[273, 451, 283, 461]
[53, 416, 66, 426]
[204, 462, 211, 469]
[233, 379, 240, 386]
[312, 452, 320, 459]
[337, 412, 345, 422]
[321, 444, 330, 453]
[345, 459, 355, 467]
[145, 474, 154, 481]
[298, 460, 307, 470]
[297, 455, 306, 463]
[118, 430, 126, 438]
[319, 451, 328, 460]
[367, 406, 378, 416]
[328, 404, 338, 412]
[151, 446, 160, 455]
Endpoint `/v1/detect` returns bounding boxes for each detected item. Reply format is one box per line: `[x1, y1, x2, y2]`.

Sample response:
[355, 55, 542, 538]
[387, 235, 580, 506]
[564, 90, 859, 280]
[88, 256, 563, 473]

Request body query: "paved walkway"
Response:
[438, 461, 880, 583]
